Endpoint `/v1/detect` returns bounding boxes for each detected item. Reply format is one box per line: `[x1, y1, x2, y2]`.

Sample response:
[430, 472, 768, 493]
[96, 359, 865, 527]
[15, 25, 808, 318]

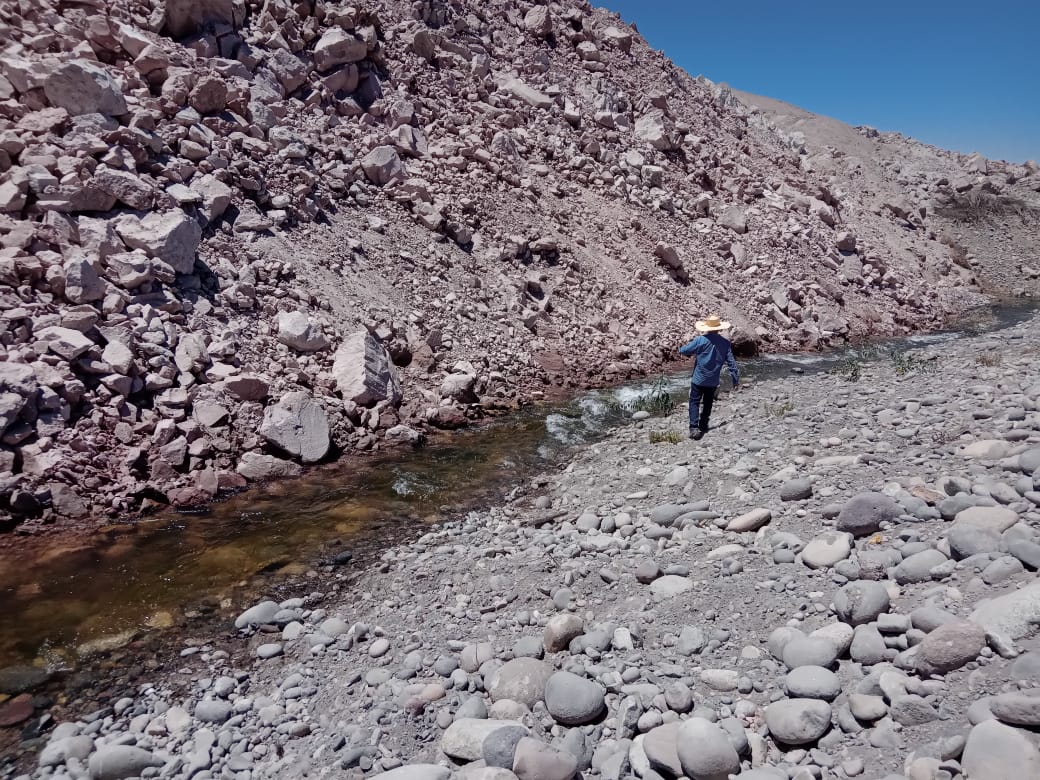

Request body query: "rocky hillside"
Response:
[732, 89, 1040, 296]
[0, 0, 1033, 527]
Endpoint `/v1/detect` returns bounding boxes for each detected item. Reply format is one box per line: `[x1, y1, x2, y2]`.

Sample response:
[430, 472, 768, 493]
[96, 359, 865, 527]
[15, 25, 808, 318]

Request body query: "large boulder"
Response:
[259, 392, 330, 464]
[116, 212, 201, 275]
[44, 61, 127, 116]
[361, 146, 406, 186]
[314, 28, 367, 71]
[332, 332, 402, 407]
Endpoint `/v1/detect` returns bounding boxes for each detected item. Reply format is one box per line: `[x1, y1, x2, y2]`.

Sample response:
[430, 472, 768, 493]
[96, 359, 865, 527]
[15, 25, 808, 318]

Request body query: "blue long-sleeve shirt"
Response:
[679, 333, 739, 388]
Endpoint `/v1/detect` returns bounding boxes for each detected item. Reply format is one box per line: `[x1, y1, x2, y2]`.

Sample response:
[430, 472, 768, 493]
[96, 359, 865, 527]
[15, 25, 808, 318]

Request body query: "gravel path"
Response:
[12, 313, 1040, 780]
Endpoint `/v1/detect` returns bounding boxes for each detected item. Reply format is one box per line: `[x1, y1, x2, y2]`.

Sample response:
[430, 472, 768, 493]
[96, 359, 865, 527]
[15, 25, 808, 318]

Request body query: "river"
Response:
[0, 300, 1034, 693]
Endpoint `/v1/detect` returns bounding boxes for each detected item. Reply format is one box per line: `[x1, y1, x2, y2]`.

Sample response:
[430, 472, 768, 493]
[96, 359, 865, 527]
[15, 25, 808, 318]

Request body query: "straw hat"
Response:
[695, 314, 732, 333]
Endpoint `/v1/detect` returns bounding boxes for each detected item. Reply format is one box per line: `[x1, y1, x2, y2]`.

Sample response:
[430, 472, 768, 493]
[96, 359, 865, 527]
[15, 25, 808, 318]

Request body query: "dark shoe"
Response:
[690, 430, 704, 441]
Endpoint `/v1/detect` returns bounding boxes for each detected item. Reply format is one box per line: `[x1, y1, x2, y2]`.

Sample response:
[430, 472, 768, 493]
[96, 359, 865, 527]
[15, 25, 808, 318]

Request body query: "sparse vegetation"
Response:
[831, 347, 934, 381]
[977, 352, 1003, 367]
[890, 350, 934, 376]
[935, 190, 1031, 224]
[830, 354, 864, 382]
[763, 399, 795, 417]
[649, 430, 683, 444]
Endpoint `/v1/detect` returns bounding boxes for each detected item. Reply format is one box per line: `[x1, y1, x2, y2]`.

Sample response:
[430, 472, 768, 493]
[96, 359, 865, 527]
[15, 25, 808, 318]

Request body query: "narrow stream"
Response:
[0, 300, 1034, 684]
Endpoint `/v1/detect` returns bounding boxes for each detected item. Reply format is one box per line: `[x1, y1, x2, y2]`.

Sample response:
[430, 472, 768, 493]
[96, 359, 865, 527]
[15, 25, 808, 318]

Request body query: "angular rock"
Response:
[44, 60, 127, 116]
[314, 28, 367, 71]
[333, 331, 402, 406]
[259, 391, 330, 464]
[276, 311, 329, 352]
[117, 211, 202, 275]
[361, 146, 406, 186]
[64, 256, 106, 303]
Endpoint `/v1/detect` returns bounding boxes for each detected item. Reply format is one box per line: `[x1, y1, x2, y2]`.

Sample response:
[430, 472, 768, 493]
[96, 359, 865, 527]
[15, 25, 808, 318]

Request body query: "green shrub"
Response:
[649, 430, 683, 444]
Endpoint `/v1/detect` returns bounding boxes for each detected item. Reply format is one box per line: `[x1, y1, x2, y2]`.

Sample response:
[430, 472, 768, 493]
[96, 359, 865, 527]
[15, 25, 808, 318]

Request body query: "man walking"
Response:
[679, 314, 739, 440]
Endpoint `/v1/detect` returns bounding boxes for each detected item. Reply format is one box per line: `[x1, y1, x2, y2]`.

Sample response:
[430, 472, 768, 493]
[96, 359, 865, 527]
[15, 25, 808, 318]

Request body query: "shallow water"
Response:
[0, 300, 1035, 674]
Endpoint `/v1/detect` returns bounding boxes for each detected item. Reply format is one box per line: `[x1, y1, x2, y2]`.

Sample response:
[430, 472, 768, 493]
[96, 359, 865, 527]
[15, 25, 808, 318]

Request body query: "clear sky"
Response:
[597, 1, 1039, 163]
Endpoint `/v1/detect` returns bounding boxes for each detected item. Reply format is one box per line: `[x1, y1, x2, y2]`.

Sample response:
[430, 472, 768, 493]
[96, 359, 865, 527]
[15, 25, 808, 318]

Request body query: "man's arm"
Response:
[679, 336, 703, 357]
[727, 344, 739, 387]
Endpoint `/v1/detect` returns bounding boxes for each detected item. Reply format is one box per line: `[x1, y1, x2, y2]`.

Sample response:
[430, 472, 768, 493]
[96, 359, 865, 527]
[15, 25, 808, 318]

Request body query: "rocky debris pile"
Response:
[14, 312, 1040, 778]
[733, 90, 1040, 300]
[0, 0, 1020, 525]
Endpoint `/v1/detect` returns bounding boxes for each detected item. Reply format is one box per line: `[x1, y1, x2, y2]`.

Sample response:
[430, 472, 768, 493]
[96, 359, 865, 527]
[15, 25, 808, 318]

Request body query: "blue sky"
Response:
[598, 1, 1039, 163]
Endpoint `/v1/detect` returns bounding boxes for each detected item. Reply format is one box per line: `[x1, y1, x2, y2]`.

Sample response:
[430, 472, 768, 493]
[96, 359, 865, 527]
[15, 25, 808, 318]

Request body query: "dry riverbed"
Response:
[6, 313, 1040, 780]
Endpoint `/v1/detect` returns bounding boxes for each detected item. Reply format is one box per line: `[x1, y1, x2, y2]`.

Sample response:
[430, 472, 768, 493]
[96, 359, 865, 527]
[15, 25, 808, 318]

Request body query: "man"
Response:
[679, 314, 739, 440]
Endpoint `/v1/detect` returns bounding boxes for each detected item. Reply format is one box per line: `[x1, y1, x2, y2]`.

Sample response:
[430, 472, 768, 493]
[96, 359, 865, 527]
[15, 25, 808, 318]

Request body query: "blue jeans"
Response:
[688, 383, 717, 432]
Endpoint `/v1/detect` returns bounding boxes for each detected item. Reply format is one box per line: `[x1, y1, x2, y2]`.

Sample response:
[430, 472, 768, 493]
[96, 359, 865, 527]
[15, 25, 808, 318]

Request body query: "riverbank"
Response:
[6, 310, 1040, 778]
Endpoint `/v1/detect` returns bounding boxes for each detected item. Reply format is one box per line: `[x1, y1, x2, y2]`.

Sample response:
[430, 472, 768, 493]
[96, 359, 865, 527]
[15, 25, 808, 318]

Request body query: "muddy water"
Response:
[0, 300, 1035, 678]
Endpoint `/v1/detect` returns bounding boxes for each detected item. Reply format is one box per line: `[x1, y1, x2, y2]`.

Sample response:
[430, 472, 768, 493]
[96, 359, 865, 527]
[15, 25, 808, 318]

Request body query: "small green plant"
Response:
[831, 355, 863, 382]
[763, 399, 795, 417]
[890, 350, 933, 376]
[649, 430, 683, 444]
